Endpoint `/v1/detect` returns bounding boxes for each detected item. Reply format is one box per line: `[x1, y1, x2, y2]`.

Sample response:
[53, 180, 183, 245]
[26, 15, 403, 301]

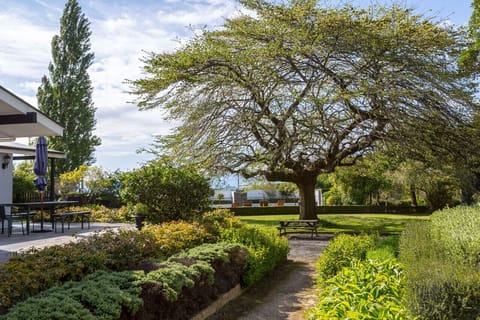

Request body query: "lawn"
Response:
[239, 213, 430, 234]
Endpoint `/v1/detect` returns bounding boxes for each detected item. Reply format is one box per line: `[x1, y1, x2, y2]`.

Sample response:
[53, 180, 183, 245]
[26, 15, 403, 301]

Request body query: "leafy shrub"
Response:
[89, 205, 132, 223]
[195, 208, 242, 236]
[120, 160, 213, 223]
[400, 207, 480, 319]
[142, 221, 213, 257]
[219, 224, 289, 286]
[307, 259, 409, 319]
[316, 233, 376, 281]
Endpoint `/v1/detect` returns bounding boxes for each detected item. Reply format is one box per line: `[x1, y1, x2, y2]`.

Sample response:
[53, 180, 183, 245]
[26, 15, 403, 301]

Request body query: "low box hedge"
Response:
[229, 205, 430, 216]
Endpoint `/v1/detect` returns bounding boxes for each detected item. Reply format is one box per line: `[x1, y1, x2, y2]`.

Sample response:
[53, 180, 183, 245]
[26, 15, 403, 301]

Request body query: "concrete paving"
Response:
[0, 222, 134, 263]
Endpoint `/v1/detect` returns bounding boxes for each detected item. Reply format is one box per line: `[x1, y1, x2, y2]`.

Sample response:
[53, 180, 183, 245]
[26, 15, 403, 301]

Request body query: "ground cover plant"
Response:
[0, 221, 211, 314]
[308, 233, 409, 319]
[0, 209, 289, 317]
[400, 206, 480, 319]
[239, 213, 429, 234]
[0, 243, 248, 320]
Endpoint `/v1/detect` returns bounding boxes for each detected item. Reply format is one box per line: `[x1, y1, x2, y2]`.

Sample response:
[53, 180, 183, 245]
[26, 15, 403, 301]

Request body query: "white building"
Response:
[0, 85, 63, 204]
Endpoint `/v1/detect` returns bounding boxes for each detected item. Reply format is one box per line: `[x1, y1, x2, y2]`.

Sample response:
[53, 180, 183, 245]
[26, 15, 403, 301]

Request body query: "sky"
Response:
[0, 0, 474, 174]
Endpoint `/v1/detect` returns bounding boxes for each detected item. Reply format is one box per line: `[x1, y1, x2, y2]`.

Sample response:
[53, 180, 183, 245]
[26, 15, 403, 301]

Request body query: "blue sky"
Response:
[0, 0, 474, 173]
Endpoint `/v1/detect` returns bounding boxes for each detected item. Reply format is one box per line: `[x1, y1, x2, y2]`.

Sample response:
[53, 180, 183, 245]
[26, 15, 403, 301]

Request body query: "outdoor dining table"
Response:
[10, 200, 79, 233]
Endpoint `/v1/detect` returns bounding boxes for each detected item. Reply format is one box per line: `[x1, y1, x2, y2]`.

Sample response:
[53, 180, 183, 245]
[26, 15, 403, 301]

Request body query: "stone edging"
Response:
[191, 284, 244, 320]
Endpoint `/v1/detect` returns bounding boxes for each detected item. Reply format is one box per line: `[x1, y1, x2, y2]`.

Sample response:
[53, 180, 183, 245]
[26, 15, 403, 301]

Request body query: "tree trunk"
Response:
[296, 175, 317, 220]
[410, 185, 418, 206]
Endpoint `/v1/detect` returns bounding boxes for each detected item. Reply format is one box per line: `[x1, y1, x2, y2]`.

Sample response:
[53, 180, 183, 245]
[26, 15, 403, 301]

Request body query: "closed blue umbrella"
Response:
[33, 136, 48, 231]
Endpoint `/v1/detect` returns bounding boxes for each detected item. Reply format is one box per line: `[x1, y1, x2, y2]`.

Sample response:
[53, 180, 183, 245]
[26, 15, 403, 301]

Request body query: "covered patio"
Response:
[0, 85, 63, 205]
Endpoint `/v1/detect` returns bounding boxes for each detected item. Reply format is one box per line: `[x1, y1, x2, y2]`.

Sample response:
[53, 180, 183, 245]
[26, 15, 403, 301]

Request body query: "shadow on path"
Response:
[207, 236, 332, 320]
[208, 261, 314, 320]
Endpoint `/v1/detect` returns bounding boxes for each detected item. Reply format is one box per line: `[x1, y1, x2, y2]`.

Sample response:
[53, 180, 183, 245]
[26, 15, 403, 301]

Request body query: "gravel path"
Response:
[207, 234, 333, 320]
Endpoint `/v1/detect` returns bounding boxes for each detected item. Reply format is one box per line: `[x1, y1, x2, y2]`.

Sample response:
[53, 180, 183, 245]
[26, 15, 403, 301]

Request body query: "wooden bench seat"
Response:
[52, 211, 91, 233]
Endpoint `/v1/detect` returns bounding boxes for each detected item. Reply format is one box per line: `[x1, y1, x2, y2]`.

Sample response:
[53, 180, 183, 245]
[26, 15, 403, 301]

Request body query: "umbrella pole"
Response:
[40, 191, 44, 231]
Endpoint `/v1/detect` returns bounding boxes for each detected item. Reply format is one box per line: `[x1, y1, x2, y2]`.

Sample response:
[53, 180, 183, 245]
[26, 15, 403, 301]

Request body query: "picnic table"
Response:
[277, 219, 320, 239]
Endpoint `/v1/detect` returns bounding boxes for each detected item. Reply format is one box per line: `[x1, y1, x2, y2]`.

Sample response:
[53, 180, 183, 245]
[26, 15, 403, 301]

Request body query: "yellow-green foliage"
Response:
[196, 208, 242, 236]
[220, 225, 289, 286]
[143, 221, 213, 257]
[307, 259, 409, 320]
[316, 233, 376, 282]
[90, 205, 132, 223]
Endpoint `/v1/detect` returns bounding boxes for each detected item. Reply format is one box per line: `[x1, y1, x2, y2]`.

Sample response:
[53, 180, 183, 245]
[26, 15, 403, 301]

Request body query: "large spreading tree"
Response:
[131, 0, 477, 219]
[37, 0, 100, 174]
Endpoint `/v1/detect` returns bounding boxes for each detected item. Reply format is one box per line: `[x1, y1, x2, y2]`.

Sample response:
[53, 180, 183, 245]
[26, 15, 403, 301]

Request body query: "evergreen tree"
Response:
[37, 0, 100, 173]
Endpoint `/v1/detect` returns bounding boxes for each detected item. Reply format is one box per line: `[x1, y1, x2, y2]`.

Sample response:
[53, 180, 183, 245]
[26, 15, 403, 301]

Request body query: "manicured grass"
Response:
[239, 213, 430, 235]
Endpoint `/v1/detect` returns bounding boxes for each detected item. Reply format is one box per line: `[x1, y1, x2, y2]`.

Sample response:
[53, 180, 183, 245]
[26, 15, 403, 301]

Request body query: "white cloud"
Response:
[0, 13, 54, 82]
[0, 0, 239, 172]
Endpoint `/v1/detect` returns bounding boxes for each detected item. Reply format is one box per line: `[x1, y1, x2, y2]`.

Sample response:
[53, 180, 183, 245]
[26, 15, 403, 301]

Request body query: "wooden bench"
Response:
[52, 211, 91, 233]
[277, 220, 319, 239]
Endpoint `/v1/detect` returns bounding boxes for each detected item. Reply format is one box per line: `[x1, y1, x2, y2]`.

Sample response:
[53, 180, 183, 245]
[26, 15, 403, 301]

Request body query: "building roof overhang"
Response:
[0, 142, 65, 159]
[0, 85, 63, 139]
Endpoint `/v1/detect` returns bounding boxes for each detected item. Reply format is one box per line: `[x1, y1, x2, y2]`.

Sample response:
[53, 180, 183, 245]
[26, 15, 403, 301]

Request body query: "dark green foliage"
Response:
[37, 0, 100, 173]
[12, 163, 36, 202]
[120, 160, 213, 222]
[0, 271, 143, 320]
[400, 207, 480, 319]
[219, 224, 289, 286]
[316, 233, 376, 281]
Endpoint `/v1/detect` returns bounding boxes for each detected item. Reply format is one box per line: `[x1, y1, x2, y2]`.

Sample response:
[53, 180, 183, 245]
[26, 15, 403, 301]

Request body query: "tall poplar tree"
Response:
[37, 0, 100, 173]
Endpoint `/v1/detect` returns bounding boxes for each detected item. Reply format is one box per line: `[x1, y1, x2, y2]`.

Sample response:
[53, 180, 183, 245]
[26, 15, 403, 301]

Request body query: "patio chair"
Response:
[0, 206, 27, 236]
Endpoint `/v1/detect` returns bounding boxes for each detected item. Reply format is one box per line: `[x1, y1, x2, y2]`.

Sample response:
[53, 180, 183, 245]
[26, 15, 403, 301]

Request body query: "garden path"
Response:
[207, 234, 333, 320]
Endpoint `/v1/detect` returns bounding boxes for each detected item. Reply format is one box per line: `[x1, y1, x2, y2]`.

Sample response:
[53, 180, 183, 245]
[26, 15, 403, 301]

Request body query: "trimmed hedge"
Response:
[229, 205, 430, 216]
[316, 233, 376, 282]
[219, 224, 289, 286]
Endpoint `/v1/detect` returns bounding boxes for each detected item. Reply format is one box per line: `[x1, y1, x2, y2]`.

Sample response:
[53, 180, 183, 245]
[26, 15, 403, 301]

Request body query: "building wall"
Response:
[0, 153, 13, 205]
